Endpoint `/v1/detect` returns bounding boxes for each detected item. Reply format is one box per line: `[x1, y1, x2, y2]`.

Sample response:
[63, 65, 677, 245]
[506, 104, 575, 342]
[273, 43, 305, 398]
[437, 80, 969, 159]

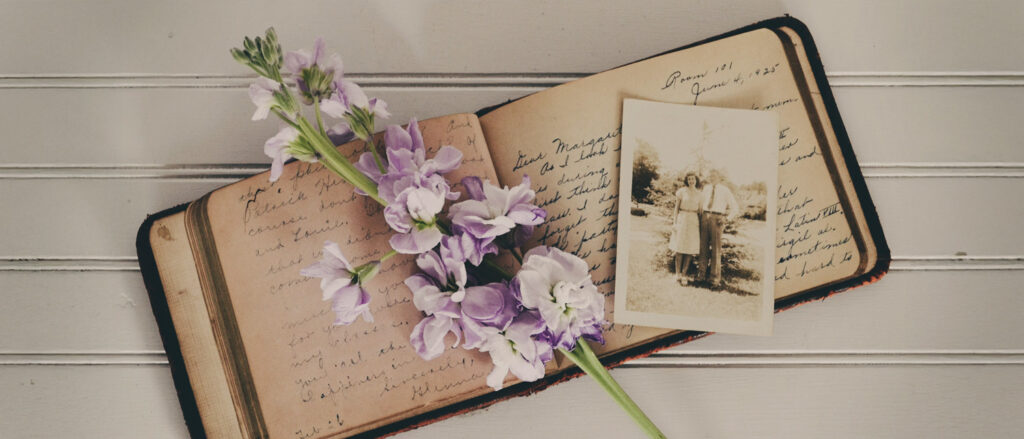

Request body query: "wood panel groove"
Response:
[3, 163, 1024, 179]
[2, 256, 1021, 272]
[0, 72, 1021, 89]
[4, 87, 1021, 165]
[4, 351, 1023, 367]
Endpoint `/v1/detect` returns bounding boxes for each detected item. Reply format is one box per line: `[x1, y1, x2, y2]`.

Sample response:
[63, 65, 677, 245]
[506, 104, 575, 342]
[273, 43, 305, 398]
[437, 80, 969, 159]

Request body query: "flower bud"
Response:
[243, 36, 257, 53]
[257, 37, 274, 65]
[344, 106, 375, 141]
[265, 27, 278, 46]
[230, 48, 249, 64]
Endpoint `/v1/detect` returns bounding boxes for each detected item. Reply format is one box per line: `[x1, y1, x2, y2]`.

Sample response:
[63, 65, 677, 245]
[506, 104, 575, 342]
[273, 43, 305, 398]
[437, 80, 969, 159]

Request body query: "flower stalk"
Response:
[294, 117, 384, 205]
[236, 29, 664, 438]
[366, 138, 387, 174]
[561, 339, 666, 439]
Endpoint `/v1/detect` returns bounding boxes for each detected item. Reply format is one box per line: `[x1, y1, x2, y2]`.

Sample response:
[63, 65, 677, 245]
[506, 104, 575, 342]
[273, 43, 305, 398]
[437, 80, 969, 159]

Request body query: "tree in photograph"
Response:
[632, 139, 660, 206]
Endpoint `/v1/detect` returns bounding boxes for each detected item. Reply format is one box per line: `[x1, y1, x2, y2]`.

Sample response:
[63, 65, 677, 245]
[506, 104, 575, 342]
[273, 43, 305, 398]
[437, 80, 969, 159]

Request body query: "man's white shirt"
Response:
[701, 183, 739, 220]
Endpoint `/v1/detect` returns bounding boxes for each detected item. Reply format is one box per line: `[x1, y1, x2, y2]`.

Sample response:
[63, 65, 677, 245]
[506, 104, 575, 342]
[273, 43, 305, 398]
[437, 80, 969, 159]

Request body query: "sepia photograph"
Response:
[614, 99, 777, 336]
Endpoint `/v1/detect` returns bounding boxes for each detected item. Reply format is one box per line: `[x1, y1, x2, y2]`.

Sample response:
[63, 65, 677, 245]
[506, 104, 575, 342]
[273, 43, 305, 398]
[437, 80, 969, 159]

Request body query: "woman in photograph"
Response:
[668, 172, 702, 285]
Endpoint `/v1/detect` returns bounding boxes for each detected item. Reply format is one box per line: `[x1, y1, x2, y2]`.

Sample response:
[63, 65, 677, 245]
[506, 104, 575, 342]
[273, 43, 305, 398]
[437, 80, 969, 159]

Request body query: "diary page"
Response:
[479, 28, 863, 352]
[204, 114, 499, 438]
[149, 212, 244, 439]
[777, 25, 878, 273]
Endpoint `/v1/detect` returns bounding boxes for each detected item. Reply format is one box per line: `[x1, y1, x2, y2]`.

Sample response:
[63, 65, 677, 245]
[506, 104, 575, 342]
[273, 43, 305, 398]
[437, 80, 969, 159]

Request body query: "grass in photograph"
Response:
[624, 205, 765, 322]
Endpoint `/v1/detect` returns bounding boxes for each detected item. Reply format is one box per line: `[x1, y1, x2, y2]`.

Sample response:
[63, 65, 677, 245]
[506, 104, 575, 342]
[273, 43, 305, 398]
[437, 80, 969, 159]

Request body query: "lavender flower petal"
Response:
[507, 205, 547, 226]
[461, 177, 486, 201]
[367, 97, 391, 119]
[248, 77, 279, 121]
[506, 175, 536, 207]
[479, 310, 551, 390]
[330, 284, 373, 325]
[335, 79, 370, 111]
[461, 283, 516, 328]
[319, 97, 347, 119]
[383, 203, 413, 234]
[410, 315, 461, 361]
[354, 152, 384, 184]
[512, 224, 535, 248]
[420, 145, 463, 175]
[384, 124, 414, 153]
[449, 176, 545, 241]
[406, 273, 459, 318]
[389, 226, 443, 254]
[327, 122, 356, 146]
[301, 241, 373, 325]
[263, 126, 300, 182]
[404, 186, 446, 223]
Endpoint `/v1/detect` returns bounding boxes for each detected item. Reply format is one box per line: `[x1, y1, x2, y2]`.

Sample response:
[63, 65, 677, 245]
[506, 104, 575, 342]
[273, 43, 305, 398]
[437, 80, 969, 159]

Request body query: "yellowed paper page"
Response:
[777, 25, 877, 274]
[204, 114, 500, 438]
[480, 28, 862, 353]
[150, 212, 244, 439]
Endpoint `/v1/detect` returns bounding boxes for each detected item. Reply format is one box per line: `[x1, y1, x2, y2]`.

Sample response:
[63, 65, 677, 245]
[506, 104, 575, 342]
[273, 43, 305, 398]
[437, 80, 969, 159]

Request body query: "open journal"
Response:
[137, 17, 889, 439]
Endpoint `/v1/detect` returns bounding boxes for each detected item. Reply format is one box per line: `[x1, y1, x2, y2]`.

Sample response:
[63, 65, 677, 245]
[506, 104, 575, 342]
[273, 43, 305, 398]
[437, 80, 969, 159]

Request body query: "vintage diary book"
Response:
[136, 16, 889, 439]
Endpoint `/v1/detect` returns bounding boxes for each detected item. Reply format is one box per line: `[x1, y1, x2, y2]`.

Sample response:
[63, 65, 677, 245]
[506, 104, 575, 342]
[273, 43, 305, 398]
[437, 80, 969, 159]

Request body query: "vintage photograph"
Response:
[614, 99, 777, 336]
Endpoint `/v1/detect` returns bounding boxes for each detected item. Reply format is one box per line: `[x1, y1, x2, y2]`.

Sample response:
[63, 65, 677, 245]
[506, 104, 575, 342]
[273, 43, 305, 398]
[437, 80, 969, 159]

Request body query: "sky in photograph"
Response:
[623, 99, 778, 187]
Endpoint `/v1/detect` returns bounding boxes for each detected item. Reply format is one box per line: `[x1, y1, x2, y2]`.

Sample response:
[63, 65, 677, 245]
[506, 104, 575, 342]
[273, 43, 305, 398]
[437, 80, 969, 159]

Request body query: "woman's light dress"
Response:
[668, 187, 700, 255]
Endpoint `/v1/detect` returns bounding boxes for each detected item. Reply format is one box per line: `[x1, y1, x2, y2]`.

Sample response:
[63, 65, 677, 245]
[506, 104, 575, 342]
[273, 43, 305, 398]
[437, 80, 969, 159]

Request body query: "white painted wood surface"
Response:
[2, 1, 1022, 438]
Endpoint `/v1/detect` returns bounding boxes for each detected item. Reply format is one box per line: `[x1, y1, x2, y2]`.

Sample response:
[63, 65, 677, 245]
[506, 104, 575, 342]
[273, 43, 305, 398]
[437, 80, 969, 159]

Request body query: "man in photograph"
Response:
[696, 169, 739, 287]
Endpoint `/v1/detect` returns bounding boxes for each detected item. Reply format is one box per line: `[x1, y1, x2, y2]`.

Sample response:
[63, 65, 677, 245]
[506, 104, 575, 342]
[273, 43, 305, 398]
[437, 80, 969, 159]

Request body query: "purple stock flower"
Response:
[367, 120, 464, 254]
[299, 241, 373, 325]
[412, 278, 550, 390]
[321, 79, 390, 120]
[405, 245, 467, 315]
[405, 242, 469, 360]
[283, 38, 344, 102]
[283, 38, 343, 79]
[515, 246, 605, 351]
[354, 120, 427, 188]
[367, 120, 464, 202]
[459, 281, 519, 350]
[445, 229, 498, 267]
[248, 77, 281, 121]
[449, 176, 546, 245]
[477, 310, 554, 390]
[264, 126, 317, 182]
[383, 177, 450, 254]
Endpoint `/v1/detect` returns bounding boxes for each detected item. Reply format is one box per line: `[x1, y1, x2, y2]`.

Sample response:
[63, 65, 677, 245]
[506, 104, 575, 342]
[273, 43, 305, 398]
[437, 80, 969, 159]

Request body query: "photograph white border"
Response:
[613, 99, 778, 336]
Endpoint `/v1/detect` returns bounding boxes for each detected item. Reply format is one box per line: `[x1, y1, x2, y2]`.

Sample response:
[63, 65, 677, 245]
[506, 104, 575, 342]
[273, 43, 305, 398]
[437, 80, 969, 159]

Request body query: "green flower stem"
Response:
[379, 249, 399, 262]
[366, 137, 387, 174]
[482, 257, 514, 280]
[297, 117, 385, 205]
[313, 100, 329, 138]
[272, 109, 301, 129]
[511, 248, 524, 264]
[560, 339, 666, 439]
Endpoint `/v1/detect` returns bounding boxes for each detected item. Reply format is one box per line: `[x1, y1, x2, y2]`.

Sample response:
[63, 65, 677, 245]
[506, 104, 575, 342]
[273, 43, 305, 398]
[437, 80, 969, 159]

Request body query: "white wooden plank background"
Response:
[2, 0, 1023, 438]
